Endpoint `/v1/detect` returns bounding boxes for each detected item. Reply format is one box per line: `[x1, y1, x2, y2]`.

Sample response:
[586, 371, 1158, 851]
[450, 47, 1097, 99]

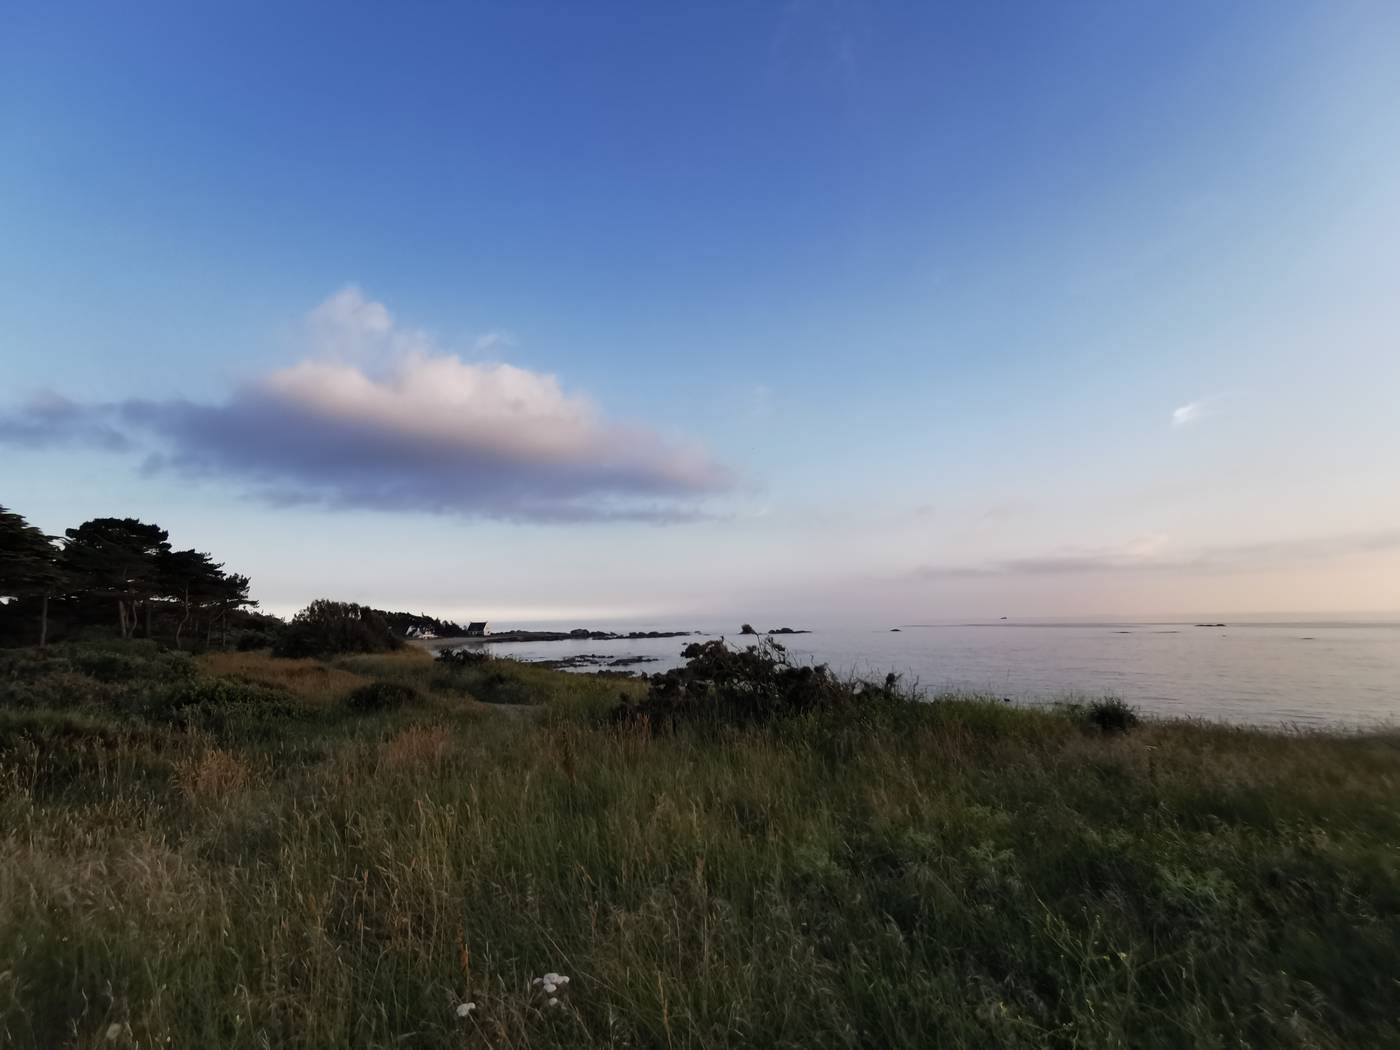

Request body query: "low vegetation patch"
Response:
[200, 650, 368, 702]
[344, 679, 421, 712]
[0, 639, 1397, 1049]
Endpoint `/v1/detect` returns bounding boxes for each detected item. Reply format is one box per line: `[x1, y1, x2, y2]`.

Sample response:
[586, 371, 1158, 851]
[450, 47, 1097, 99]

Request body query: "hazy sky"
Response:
[3, 2, 1399, 625]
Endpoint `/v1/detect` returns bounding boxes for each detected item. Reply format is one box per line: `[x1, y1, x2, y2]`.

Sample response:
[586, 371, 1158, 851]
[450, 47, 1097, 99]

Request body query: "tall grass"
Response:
[1, 643, 1397, 1047]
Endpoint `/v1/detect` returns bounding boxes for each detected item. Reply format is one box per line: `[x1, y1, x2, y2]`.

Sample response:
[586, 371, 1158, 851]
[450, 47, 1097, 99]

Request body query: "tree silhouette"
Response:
[62, 518, 171, 639]
[0, 506, 66, 647]
[157, 548, 224, 650]
[212, 572, 257, 650]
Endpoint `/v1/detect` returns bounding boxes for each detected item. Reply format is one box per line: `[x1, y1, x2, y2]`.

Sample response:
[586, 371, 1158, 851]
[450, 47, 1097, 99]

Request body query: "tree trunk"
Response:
[144, 600, 153, 639]
[220, 609, 228, 650]
[176, 584, 190, 650]
[118, 599, 128, 639]
[39, 592, 49, 649]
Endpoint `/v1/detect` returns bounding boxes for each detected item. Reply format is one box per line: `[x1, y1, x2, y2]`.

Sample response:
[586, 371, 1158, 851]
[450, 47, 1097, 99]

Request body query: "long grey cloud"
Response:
[0, 290, 731, 523]
[916, 530, 1400, 578]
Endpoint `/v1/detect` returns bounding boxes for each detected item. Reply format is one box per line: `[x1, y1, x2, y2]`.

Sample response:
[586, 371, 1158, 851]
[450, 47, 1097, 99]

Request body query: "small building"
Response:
[465, 621, 488, 637]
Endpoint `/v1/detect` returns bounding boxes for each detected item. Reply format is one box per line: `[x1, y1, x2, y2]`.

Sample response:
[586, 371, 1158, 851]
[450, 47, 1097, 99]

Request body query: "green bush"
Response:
[0, 669, 107, 710]
[0, 643, 197, 711]
[66, 646, 197, 685]
[344, 680, 420, 712]
[139, 677, 303, 737]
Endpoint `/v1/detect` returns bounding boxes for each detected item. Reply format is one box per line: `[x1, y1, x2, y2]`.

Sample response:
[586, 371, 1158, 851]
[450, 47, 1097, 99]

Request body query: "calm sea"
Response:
[462, 619, 1400, 729]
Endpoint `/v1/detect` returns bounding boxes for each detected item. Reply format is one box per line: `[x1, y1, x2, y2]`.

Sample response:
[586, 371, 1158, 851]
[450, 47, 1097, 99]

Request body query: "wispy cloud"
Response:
[916, 529, 1400, 578]
[0, 288, 732, 522]
[1170, 398, 1212, 428]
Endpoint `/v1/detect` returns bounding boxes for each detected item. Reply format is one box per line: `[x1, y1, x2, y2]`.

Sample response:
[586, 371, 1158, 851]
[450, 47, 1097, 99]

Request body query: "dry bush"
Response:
[175, 748, 250, 801]
[379, 724, 453, 771]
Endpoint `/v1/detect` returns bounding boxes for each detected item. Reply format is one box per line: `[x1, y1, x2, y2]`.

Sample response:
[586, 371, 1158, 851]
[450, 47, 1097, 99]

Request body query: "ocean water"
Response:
[461, 619, 1400, 729]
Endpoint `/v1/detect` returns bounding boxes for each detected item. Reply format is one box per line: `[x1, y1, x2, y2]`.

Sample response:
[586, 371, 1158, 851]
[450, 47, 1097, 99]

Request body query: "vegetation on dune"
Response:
[272, 599, 404, 658]
[0, 638, 1397, 1048]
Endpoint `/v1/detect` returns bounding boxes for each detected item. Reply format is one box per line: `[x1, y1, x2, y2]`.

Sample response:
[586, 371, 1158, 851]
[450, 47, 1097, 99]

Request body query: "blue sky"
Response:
[3, 2, 1399, 624]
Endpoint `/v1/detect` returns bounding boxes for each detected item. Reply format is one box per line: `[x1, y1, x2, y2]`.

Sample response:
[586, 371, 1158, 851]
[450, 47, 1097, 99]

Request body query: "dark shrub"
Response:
[344, 680, 420, 712]
[435, 647, 493, 667]
[273, 600, 404, 658]
[1083, 698, 1141, 733]
[472, 670, 534, 705]
[615, 638, 902, 729]
[0, 647, 72, 685]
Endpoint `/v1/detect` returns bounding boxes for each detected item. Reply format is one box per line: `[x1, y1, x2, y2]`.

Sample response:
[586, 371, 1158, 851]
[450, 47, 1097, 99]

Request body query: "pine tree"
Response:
[0, 506, 66, 647]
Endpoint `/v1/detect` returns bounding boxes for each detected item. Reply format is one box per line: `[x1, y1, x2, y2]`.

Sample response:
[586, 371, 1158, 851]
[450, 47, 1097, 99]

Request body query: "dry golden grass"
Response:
[175, 747, 251, 801]
[379, 723, 454, 771]
[198, 650, 368, 702]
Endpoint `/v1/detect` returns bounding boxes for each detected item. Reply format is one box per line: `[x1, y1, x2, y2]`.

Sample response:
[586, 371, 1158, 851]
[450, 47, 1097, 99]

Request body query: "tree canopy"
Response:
[0, 505, 262, 650]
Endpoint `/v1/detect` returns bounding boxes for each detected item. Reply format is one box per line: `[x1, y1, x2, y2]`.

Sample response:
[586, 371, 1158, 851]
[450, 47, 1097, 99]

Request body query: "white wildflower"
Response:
[548, 997, 560, 1008]
[455, 1002, 477, 1018]
[531, 977, 544, 987]
[557, 975, 570, 985]
[543, 972, 561, 984]
[105, 1023, 125, 1042]
[543, 983, 557, 994]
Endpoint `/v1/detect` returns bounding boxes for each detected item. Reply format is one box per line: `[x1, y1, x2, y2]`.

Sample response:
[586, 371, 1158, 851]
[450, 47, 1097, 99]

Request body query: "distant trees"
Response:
[373, 608, 466, 639]
[0, 506, 65, 646]
[0, 505, 261, 650]
[273, 600, 404, 658]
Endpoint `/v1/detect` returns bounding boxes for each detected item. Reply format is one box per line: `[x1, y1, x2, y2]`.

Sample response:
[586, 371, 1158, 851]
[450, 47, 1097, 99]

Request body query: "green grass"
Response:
[1, 642, 1398, 1048]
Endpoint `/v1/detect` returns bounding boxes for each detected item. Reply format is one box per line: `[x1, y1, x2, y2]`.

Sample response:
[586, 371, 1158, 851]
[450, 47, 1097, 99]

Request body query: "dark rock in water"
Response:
[1193, 623, 1228, 628]
[475, 628, 692, 644]
[890, 628, 901, 632]
[767, 627, 811, 635]
[535, 652, 661, 671]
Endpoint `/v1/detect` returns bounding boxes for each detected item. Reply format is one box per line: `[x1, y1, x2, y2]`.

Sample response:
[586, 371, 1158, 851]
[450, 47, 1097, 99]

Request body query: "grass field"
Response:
[1, 641, 1398, 1048]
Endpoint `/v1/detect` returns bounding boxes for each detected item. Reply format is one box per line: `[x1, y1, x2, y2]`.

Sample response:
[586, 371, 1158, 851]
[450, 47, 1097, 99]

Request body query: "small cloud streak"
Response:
[1170, 399, 1209, 428]
[0, 288, 731, 522]
[916, 529, 1400, 578]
